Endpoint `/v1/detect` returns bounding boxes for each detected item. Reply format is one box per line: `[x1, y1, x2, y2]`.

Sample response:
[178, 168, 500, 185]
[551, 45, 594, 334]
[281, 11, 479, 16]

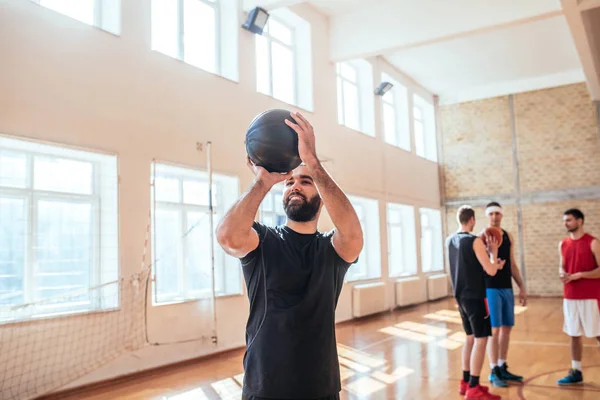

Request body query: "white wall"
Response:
[0, 0, 440, 392]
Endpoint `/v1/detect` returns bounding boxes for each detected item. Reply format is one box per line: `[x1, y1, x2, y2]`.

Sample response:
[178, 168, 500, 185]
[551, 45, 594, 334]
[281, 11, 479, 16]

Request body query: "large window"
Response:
[345, 195, 380, 282]
[419, 208, 444, 273]
[336, 60, 375, 136]
[413, 94, 437, 162]
[0, 136, 118, 321]
[387, 203, 417, 277]
[151, 163, 240, 304]
[31, 0, 121, 35]
[256, 17, 296, 105]
[151, 0, 238, 81]
[260, 184, 286, 227]
[255, 9, 313, 111]
[381, 73, 410, 151]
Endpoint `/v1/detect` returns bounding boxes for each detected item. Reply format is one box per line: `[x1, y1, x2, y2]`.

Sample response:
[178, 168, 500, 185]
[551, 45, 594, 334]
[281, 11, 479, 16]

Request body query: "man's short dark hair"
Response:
[564, 208, 584, 222]
[486, 201, 501, 208]
[457, 205, 475, 225]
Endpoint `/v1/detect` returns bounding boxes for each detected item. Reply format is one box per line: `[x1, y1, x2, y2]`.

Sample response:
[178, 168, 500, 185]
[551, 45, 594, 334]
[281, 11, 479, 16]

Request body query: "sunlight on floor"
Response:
[211, 378, 242, 400]
[192, 306, 528, 400]
[164, 387, 210, 400]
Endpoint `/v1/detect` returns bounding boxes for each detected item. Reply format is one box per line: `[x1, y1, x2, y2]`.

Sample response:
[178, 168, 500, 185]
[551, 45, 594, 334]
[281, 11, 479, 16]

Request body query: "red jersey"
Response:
[561, 233, 600, 299]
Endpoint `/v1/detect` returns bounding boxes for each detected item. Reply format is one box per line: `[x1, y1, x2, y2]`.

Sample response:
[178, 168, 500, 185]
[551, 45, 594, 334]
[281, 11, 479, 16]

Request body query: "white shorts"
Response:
[563, 299, 600, 337]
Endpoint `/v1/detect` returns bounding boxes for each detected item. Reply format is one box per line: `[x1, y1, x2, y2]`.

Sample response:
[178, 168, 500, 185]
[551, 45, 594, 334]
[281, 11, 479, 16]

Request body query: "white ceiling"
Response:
[250, 0, 600, 103]
[384, 15, 584, 104]
[310, 0, 586, 104]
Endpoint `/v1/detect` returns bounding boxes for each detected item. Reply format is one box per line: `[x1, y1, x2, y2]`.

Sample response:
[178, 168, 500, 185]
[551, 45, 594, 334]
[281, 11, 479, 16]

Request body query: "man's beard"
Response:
[283, 193, 321, 222]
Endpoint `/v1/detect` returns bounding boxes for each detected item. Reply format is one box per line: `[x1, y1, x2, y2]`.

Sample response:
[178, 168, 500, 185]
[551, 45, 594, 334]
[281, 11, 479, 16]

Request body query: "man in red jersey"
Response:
[557, 208, 600, 385]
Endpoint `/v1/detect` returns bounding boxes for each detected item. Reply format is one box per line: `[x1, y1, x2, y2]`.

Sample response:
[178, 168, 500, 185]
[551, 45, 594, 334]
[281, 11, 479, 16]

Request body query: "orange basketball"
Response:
[480, 227, 503, 247]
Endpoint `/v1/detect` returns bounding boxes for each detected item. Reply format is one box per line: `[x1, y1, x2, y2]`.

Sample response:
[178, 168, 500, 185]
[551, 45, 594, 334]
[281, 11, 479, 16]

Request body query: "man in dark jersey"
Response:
[446, 205, 505, 400]
[557, 208, 600, 385]
[216, 111, 363, 400]
[483, 202, 526, 387]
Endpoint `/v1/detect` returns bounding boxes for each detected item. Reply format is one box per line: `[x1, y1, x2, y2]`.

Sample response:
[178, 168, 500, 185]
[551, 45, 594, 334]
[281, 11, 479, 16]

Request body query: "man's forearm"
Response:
[580, 267, 600, 279]
[512, 264, 525, 289]
[216, 179, 269, 244]
[305, 159, 361, 239]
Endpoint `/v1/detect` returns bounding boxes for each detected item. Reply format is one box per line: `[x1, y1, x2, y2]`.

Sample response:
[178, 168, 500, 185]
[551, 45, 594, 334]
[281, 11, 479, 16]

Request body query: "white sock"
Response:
[490, 362, 496, 370]
[572, 360, 582, 371]
[498, 359, 505, 367]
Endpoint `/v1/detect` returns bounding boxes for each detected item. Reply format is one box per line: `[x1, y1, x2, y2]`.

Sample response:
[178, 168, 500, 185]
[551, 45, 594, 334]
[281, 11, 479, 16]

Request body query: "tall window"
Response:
[260, 184, 286, 227]
[420, 208, 444, 273]
[413, 94, 438, 162]
[256, 17, 296, 106]
[151, 0, 219, 74]
[387, 203, 417, 277]
[151, 163, 240, 304]
[336, 59, 375, 136]
[336, 62, 361, 132]
[381, 73, 410, 151]
[31, 0, 121, 35]
[345, 195, 381, 282]
[0, 136, 118, 321]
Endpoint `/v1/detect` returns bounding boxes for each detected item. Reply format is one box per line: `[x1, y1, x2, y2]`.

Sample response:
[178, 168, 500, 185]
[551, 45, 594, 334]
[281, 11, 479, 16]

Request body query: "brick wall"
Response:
[440, 83, 600, 296]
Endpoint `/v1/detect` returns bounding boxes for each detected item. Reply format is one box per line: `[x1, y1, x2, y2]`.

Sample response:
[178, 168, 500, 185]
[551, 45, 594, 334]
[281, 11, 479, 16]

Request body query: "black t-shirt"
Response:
[484, 229, 513, 289]
[446, 232, 486, 300]
[239, 221, 353, 399]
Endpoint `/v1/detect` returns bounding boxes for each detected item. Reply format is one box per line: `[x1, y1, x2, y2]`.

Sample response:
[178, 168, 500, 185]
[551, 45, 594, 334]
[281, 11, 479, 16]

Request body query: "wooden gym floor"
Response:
[45, 298, 600, 400]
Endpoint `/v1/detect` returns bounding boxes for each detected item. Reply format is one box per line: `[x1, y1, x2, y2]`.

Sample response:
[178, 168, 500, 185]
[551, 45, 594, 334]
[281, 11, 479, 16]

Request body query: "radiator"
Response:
[352, 282, 387, 318]
[427, 273, 449, 300]
[395, 276, 426, 307]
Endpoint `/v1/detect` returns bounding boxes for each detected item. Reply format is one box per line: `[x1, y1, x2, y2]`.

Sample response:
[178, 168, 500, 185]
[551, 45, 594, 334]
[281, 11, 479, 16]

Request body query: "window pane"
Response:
[34, 156, 93, 195]
[337, 77, 344, 125]
[382, 90, 394, 105]
[155, 176, 180, 203]
[35, 200, 92, 301]
[0, 197, 26, 306]
[262, 192, 273, 212]
[340, 63, 357, 82]
[383, 102, 397, 146]
[268, 18, 293, 45]
[155, 208, 182, 301]
[183, 0, 216, 73]
[185, 211, 211, 293]
[256, 35, 271, 96]
[271, 42, 295, 105]
[0, 151, 27, 189]
[40, 0, 95, 25]
[413, 106, 422, 121]
[343, 81, 360, 131]
[275, 214, 286, 226]
[183, 180, 210, 206]
[421, 229, 433, 272]
[151, 0, 180, 59]
[388, 209, 401, 224]
[389, 225, 403, 275]
[415, 120, 425, 157]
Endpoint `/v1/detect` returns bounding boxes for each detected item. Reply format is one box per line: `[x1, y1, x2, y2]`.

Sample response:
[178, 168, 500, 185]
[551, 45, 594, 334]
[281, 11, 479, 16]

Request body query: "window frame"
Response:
[151, 162, 240, 305]
[259, 184, 287, 227]
[419, 208, 444, 274]
[336, 62, 362, 132]
[0, 138, 118, 323]
[386, 203, 417, 278]
[151, 0, 222, 75]
[255, 16, 298, 106]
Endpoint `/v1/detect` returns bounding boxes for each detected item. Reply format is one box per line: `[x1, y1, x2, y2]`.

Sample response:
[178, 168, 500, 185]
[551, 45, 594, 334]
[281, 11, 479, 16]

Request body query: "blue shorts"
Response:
[486, 288, 515, 328]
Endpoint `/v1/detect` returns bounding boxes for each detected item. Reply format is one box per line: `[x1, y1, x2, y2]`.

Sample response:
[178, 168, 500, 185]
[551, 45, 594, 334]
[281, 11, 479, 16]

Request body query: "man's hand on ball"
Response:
[285, 112, 319, 166]
[247, 157, 292, 188]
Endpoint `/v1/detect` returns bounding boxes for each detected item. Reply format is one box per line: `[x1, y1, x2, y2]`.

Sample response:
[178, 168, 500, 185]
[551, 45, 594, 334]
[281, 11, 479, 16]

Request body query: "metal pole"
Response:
[207, 141, 218, 345]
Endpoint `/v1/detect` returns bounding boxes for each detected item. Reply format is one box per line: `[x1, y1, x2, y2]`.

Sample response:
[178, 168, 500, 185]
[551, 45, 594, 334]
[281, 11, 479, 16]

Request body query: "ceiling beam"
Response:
[578, 0, 600, 12]
[328, 0, 563, 62]
[561, 0, 600, 100]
